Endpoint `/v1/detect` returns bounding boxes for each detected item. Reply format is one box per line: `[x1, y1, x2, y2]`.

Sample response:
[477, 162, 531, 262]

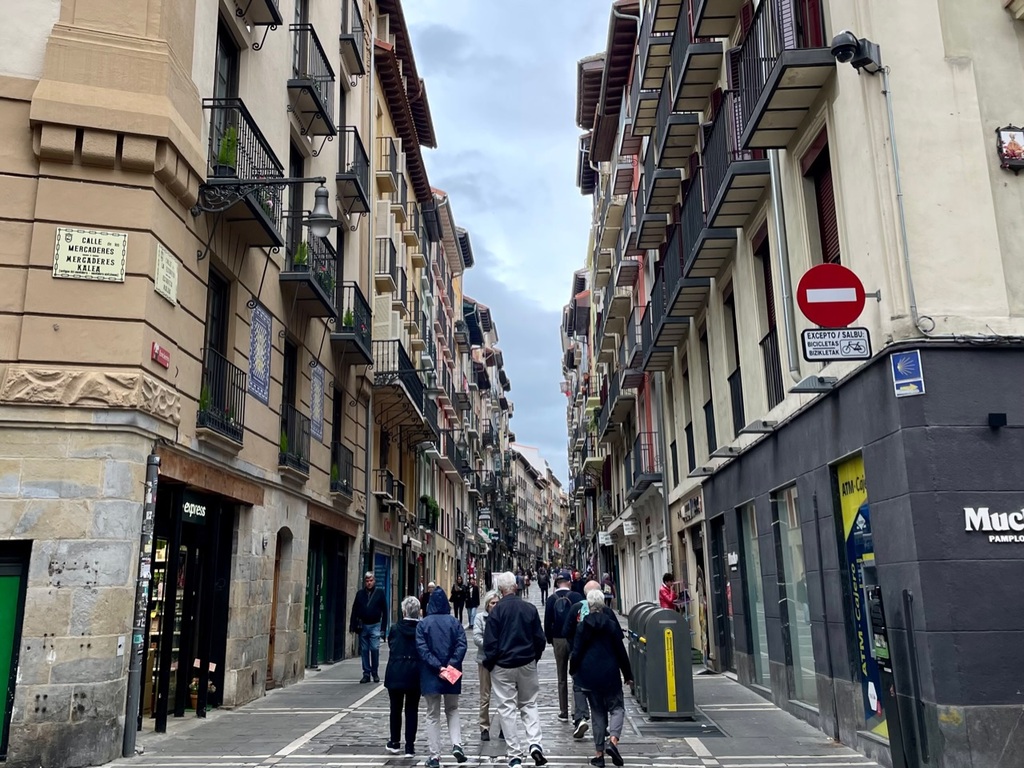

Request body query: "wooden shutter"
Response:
[810, 151, 841, 264]
[754, 232, 777, 330]
[740, 1, 754, 38]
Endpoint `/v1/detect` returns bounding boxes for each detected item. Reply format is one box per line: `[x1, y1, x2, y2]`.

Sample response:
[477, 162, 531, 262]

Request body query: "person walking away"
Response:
[473, 590, 500, 741]
[601, 573, 615, 609]
[562, 579, 606, 739]
[416, 588, 468, 767]
[451, 575, 468, 623]
[570, 570, 586, 596]
[466, 577, 481, 628]
[350, 571, 387, 683]
[537, 567, 550, 603]
[543, 571, 583, 726]
[515, 570, 525, 595]
[384, 597, 423, 757]
[483, 571, 548, 767]
[421, 581, 437, 615]
[659, 573, 677, 610]
[523, 572, 531, 599]
[570, 589, 633, 767]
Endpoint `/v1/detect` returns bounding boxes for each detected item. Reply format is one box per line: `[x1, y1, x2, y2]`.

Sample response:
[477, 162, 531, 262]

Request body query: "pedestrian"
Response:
[483, 571, 548, 767]
[451, 575, 468, 623]
[473, 589, 500, 741]
[570, 570, 586, 596]
[537, 567, 550, 603]
[384, 596, 422, 757]
[601, 573, 615, 609]
[659, 573, 677, 610]
[562, 579, 606, 739]
[421, 581, 437, 615]
[349, 571, 387, 684]
[523, 572, 531, 598]
[515, 570, 525, 594]
[570, 589, 633, 767]
[416, 587, 468, 768]
[543, 571, 583, 726]
[466, 577, 481, 628]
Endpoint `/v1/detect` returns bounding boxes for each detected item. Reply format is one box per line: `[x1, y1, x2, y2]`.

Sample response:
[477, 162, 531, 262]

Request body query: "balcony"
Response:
[454, 376, 471, 411]
[643, 224, 707, 373]
[693, 0, 745, 38]
[372, 340, 424, 428]
[280, 233, 337, 318]
[624, 304, 645, 373]
[336, 126, 370, 216]
[196, 347, 246, 448]
[392, 266, 408, 316]
[649, 0, 684, 33]
[374, 237, 398, 293]
[339, 0, 366, 76]
[638, 8, 673, 90]
[704, 398, 718, 454]
[669, 10, 723, 114]
[422, 397, 440, 442]
[405, 202, 423, 256]
[620, 190, 641, 258]
[330, 441, 354, 498]
[630, 60, 660, 137]
[681, 169, 736, 279]
[626, 432, 662, 503]
[605, 280, 632, 325]
[288, 24, 337, 137]
[684, 422, 697, 473]
[482, 420, 496, 447]
[331, 282, 373, 366]
[392, 175, 408, 225]
[728, 367, 745, 438]
[599, 367, 636, 442]
[761, 326, 785, 410]
[738, 0, 834, 149]
[654, 71, 700, 170]
[279, 404, 311, 480]
[580, 434, 604, 473]
[376, 136, 399, 193]
[235, 0, 282, 29]
[703, 93, 770, 228]
[373, 468, 396, 503]
[612, 153, 634, 197]
[199, 98, 284, 247]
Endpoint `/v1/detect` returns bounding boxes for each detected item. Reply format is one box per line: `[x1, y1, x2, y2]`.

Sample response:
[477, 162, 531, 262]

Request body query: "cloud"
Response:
[404, 2, 609, 481]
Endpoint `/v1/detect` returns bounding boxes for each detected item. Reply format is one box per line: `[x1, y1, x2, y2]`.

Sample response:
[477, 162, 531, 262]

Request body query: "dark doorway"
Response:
[710, 517, 735, 672]
[0, 542, 29, 760]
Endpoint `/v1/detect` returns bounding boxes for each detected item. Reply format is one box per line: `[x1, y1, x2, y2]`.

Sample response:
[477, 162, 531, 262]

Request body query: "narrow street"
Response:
[119, 591, 882, 768]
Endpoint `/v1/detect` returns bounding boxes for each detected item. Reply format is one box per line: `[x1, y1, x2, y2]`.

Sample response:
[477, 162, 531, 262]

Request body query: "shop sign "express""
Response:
[964, 507, 1024, 543]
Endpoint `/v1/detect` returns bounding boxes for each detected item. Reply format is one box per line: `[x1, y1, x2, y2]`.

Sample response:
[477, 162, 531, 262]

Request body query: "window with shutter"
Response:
[808, 148, 840, 264]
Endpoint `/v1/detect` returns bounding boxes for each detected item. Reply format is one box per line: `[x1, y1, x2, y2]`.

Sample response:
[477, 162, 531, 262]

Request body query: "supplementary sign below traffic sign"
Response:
[797, 263, 866, 327]
[801, 327, 872, 361]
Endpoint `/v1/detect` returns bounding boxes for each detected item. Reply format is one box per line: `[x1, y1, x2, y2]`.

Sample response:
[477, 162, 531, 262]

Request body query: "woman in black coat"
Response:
[384, 596, 423, 757]
[570, 590, 633, 768]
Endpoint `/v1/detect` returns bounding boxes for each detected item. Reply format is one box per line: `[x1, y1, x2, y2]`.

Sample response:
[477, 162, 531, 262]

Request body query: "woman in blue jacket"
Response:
[416, 587, 468, 768]
[384, 596, 423, 757]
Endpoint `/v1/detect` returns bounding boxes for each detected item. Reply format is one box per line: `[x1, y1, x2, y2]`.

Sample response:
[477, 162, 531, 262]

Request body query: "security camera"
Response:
[830, 30, 859, 64]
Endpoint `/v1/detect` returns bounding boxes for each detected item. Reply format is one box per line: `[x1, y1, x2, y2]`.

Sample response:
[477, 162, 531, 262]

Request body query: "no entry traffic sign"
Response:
[796, 263, 866, 327]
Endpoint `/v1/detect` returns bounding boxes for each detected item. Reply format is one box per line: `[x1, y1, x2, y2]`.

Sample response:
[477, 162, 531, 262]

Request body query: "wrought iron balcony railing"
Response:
[333, 281, 372, 364]
[289, 24, 336, 136]
[279, 403, 311, 475]
[197, 347, 246, 444]
[339, 0, 366, 75]
[728, 367, 745, 439]
[372, 339, 424, 415]
[330, 441, 354, 496]
[337, 126, 370, 215]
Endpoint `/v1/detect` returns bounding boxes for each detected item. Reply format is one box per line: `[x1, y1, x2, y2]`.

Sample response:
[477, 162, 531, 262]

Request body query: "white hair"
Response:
[586, 589, 606, 612]
[364, 571, 374, 579]
[493, 571, 517, 595]
[402, 595, 422, 619]
[483, 589, 500, 609]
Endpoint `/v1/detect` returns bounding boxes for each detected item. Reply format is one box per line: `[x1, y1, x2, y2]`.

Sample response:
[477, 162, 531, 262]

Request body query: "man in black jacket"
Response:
[350, 571, 388, 683]
[544, 572, 584, 728]
[484, 571, 548, 767]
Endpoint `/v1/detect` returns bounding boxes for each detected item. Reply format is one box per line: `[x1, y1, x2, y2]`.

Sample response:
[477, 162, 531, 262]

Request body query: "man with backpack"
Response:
[543, 571, 584, 731]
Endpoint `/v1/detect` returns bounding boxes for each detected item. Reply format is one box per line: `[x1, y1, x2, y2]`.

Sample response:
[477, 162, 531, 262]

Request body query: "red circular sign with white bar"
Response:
[796, 263, 866, 328]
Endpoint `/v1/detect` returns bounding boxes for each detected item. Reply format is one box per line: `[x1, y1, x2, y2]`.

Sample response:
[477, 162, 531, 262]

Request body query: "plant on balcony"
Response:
[419, 494, 440, 529]
[292, 241, 309, 269]
[214, 126, 238, 177]
[198, 384, 211, 414]
[342, 307, 355, 328]
[315, 264, 335, 296]
[279, 429, 289, 456]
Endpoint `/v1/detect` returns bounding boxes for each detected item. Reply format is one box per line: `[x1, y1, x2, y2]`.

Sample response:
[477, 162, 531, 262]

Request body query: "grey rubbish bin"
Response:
[627, 603, 660, 710]
[641, 607, 695, 719]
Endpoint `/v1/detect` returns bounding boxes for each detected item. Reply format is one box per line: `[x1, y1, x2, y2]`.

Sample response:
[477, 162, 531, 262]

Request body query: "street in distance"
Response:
[801, 327, 872, 361]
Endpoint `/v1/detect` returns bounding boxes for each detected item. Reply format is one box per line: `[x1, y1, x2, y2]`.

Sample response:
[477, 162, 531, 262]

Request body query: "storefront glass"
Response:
[774, 485, 818, 706]
[740, 503, 769, 687]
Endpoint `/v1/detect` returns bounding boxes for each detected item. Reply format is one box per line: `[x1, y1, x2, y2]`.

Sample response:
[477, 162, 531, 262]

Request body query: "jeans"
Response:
[359, 622, 381, 677]
[491, 661, 543, 761]
[540, 587, 549, 602]
[478, 662, 492, 730]
[424, 693, 462, 759]
[467, 606, 478, 627]
[585, 689, 625, 751]
[388, 688, 420, 749]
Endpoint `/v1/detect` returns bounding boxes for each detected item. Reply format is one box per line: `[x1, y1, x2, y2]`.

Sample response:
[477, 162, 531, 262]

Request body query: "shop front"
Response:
[0, 542, 29, 762]
[367, 500, 402, 626]
[702, 346, 1024, 768]
[304, 505, 358, 668]
[141, 485, 234, 732]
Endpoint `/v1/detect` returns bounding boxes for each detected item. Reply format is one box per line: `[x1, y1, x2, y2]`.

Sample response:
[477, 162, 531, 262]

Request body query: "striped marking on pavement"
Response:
[274, 684, 386, 757]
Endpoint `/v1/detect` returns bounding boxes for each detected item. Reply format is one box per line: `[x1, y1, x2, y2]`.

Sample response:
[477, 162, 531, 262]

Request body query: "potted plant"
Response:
[198, 384, 211, 414]
[316, 264, 335, 296]
[214, 125, 238, 177]
[292, 241, 309, 270]
[342, 308, 355, 329]
[279, 429, 289, 460]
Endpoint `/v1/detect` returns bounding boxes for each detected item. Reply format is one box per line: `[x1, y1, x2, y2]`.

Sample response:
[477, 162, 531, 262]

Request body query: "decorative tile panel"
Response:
[311, 363, 324, 442]
[248, 304, 272, 405]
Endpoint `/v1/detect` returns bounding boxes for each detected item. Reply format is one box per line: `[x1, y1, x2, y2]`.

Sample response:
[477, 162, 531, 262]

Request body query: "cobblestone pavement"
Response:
[120, 589, 883, 768]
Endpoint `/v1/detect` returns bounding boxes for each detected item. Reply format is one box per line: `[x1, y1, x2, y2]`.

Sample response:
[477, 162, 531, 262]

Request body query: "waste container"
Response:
[626, 603, 659, 709]
[642, 607, 695, 719]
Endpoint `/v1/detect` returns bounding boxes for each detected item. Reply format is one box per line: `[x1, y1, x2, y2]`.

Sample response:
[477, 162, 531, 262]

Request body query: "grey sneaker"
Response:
[427, 758, 440, 768]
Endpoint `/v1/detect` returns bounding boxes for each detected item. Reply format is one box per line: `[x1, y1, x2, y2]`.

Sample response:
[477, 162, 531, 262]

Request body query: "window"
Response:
[214, 24, 239, 101]
[204, 270, 230, 356]
[287, 145, 305, 259]
[723, 290, 744, 438]
[740, 503, 769, 687]
[772, 485, 818, 706]
[283, 340, 298, 409]
[752, 227, 784, 409]
[699, 329, 716, 455]
[804, 136, 840, 265]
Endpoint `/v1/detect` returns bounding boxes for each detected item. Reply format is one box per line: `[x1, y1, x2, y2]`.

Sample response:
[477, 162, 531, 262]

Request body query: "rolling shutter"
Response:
[810, 151, 840, 264]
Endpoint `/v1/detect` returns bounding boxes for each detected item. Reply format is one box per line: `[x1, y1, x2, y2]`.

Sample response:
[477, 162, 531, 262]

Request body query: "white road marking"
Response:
[274, 684, 386, 756]
[686, 737, 712, 757]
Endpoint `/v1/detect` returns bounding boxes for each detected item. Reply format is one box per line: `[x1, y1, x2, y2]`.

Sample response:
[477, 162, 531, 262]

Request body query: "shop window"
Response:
[739, 503, 769, 688]
[772, 484, 818, 706]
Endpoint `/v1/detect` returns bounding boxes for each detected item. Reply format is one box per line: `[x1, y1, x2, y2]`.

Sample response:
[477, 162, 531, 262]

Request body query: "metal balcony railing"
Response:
[761, 327, 785, 409]
[378, 136, 399, 176]
[340, 0, 366, 74]
[423, 397, 439, 438]
[631, 431, 662, 479]
[703, 92, 763, 213]
[375, 237, 397, 284]
[279, 403, 311, 474]
[394, 266, 408, 310]
[728, 367, 745, 439]
[338, 126, 369, 207]
[290, 24, 335, 121]
[374, 468, 396, 499]
[704, 398, 717, 454]
[197, 347, 246, 444]
[684, 422, 696, 473]
[739, 0, 798, 139]
[372, 340, 423, 414]
[286, 234, 336, 299]
[330, 441, 354, 496]
[681, 170, 705, 272]
[336, 281, 371, 352]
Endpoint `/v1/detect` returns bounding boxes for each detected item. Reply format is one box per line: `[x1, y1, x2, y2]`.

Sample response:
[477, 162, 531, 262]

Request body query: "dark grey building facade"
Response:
[701, 345, 1024, 768]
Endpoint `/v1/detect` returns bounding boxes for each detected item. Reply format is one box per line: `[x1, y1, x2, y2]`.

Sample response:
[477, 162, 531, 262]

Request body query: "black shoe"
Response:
[530, 744, 547, 766]
[359, 675, 371, 684]
[386, 741, 401, 754]
[606, 742, 624, 767]
[404, 746, 415, 758]
[508, 760, 522, 768]
[573, 718, 590, 739]
[480, 729, 490, 742]
[499, 730, 505, 740]
[372, 675, 380, 683]
[453, 744, 467, 763]
[590, 757, 606, 768]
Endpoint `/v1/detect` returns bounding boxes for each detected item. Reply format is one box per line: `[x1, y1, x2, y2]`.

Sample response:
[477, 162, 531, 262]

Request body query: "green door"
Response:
[1, 550, 29, 760]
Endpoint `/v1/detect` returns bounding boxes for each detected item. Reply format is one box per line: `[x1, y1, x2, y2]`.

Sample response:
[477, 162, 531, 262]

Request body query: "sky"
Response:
[403, 1, 608, 483]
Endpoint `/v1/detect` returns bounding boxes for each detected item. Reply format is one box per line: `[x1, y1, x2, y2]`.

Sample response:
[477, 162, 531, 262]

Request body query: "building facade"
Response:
[564, 1, 1024, 766]
[0, 1, 533, 765]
